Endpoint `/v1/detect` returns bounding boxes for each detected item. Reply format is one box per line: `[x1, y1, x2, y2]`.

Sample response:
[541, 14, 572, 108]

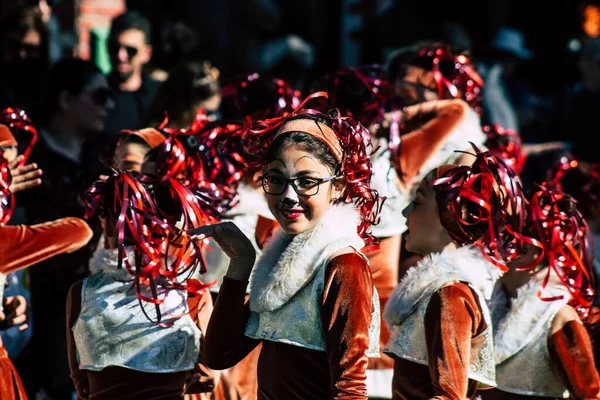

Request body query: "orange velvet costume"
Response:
[0, 219, 93, 400]
[199, 215, 277, 400]
[389, 282, 487, 400]
[203, 252, 374, 400]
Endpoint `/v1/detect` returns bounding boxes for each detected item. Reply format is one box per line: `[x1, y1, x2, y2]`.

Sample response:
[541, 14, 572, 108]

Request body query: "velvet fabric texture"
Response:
[390, 282, 486, 400]
[480, 320, 600, 400]
[66, 281, 216, 400]
[203, 252, 374, 400]
[392, 99, 469, 187]
[0, 217, 93, 275]
[0, 346, 27, 400]
[0, 124, 17, 147]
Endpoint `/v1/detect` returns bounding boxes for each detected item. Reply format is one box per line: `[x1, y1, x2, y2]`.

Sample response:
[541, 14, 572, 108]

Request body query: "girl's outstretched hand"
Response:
[188, 222, 256, 282]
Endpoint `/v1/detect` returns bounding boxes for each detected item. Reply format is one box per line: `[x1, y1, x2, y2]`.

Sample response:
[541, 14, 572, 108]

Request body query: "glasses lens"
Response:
[125, 45, 139, 58]
[263, 176, 287, 195]
[108, 43, 139, 58]
[294, 177, 320, 196]
[90, 88, 113, 105]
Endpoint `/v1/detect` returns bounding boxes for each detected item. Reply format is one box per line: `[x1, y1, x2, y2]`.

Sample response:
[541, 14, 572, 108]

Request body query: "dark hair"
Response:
[266, 121, 339, 175]
[41, 58, 103, 123]
[147, 60, 221, 128]
[386, 41, 437, 83]
[153, 21, 200, 72]
[0, 6, 48, 65]
[555, 162, 600, 220]
[109, 11, 151, 44]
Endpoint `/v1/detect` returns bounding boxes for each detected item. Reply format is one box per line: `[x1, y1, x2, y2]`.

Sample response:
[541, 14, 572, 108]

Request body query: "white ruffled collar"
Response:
[249, 203, 365, 313]
[384, 245, 503, 328]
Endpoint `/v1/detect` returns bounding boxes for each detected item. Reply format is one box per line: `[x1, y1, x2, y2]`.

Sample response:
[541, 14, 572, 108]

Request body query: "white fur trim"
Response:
[490, 271, 571, 364]
[383, 245, 502, 328]
[366, 369, 393, 398]
[249, 203, 365, 312]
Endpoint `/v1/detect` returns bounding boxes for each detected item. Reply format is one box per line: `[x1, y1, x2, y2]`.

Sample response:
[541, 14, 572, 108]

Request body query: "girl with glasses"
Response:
[189, 92, 382, 399]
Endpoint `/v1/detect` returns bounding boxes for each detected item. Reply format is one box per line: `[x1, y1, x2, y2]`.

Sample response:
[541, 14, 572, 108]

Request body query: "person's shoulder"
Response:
[327, 249, 369, 276]
[551, 304, 582, 335]
[436, 281, 478, 303]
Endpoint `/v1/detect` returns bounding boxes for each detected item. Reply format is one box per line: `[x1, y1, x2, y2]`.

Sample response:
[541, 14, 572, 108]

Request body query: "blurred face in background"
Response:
[2, 28, 41, 65]
[394, 65, 440, 106]
[109, 29, 152, 83]
[61, 73, 115, 135]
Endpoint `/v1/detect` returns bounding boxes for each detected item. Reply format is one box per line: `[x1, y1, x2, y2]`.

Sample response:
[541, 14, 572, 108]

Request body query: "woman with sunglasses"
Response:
[384, 148, 533, 399]
[189, 94, 382, 399]
[13, 58, 115, 398]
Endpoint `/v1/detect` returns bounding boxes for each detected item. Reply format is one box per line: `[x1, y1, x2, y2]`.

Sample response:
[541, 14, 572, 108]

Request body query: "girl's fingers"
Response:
[7, 155, 24, 169]
[12, 168, 42, 183]
[187, 224, 217, 238]
[18, 323, 29, 332]
[8, 313, 26, 327]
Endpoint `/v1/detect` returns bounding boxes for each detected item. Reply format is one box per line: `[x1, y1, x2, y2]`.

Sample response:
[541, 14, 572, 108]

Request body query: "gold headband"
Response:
[273, 118, 343, 162]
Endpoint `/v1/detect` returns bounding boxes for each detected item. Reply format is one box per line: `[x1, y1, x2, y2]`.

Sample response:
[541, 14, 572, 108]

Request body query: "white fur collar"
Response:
[383, 245, 502, 328]
[249, 203, 365, 312]
[490, 271, 571, 363]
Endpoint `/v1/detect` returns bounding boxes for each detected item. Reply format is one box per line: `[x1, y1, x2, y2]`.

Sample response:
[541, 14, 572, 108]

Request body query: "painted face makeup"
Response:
[263, 146, 341, 235]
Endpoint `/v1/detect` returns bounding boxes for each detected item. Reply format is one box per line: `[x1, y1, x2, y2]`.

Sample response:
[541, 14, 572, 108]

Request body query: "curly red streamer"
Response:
[483, 124, 526, 175]
[0, 152, 14, 224]
[243, 91, 385, 247]
[529, 186, 595, 319]
[222, 73, 301, 120]
[0, 107, 38, 165]
[152, 113, 248, 218]
[433, 144, 542, 271]
[411, 44, 483, 115]
[83, 170, 214, 325]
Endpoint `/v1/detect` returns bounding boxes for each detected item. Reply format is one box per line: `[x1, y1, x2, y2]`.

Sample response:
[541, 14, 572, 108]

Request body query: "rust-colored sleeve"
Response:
[255, 215, 279, 250]
[203, 277, 260, 370]
[550, 320, 600, 399]
[424, 283, 486, 400]
[321, 252, 374, 399]
[66, 280, 90, 400]
[186, 290, 219, 395]
[392, 99, 468, 186]
[0, 217, 93, 274]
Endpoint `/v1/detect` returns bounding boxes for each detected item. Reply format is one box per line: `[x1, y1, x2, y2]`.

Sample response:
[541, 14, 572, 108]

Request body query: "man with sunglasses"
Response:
[105, 11, 160, 136]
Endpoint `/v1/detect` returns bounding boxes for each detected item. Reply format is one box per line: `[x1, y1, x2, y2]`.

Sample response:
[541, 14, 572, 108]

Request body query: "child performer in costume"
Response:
[191, 92, 383, 399]
[67, 171, 217, 399]
[1, 126, 93, 400]
[480, 186, 600, 399]
[317, 66, 479, 398]
[384, 146, 533, 400]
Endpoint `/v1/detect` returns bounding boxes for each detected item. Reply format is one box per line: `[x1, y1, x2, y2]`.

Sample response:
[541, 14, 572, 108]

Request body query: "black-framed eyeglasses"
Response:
[85, 88, 114, 106]
[259, 174, 338, 196]
[108, 43, 139, 58]
[6, 39, 40, 58]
